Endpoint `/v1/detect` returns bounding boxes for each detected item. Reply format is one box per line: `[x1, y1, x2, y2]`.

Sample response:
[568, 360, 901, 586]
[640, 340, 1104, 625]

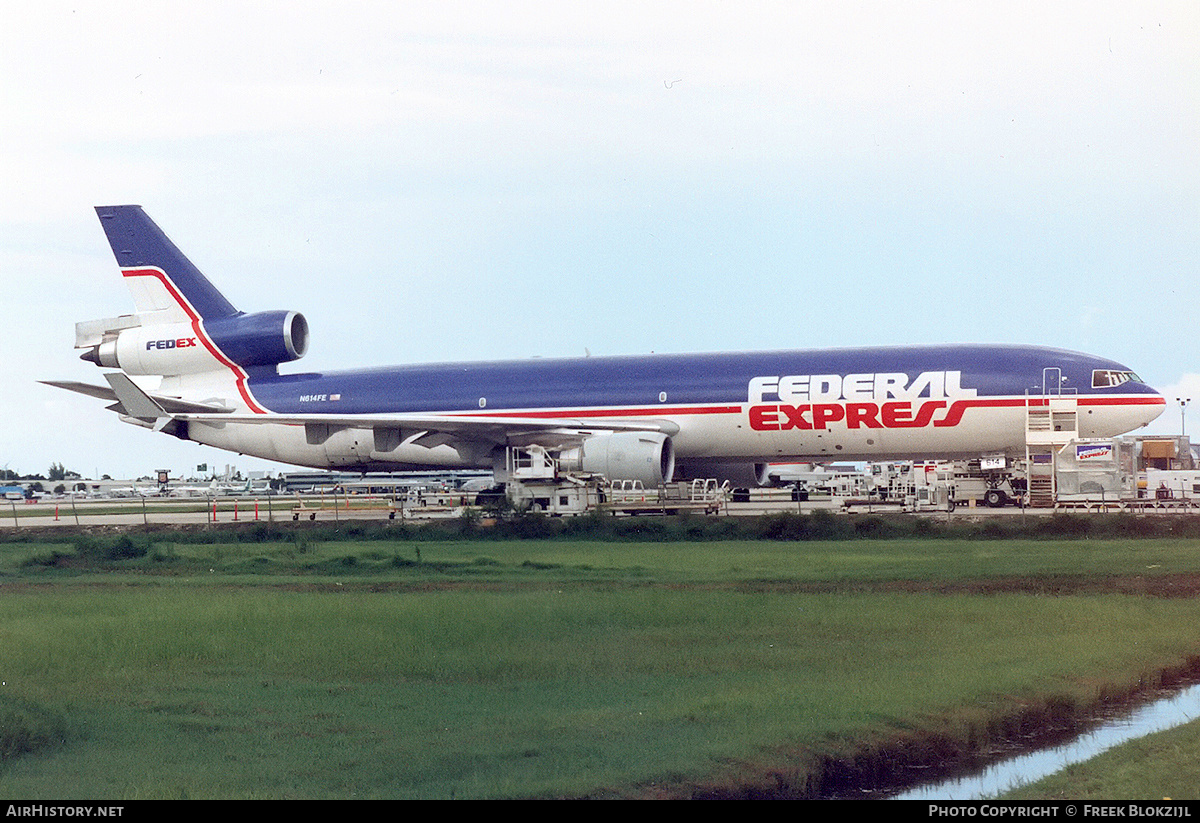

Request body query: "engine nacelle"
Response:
[83, 310, 308, 376]
[558, 432, 675, 487]
[205, 311, 309, 369]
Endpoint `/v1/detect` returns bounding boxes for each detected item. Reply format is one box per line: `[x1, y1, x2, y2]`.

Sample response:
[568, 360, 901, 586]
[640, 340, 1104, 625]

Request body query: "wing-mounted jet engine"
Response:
[556, 431, 675, 487]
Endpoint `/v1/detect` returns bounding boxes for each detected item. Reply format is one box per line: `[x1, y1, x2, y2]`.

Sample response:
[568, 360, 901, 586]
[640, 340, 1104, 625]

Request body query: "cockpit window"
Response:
[1092, 369, 1141, 389]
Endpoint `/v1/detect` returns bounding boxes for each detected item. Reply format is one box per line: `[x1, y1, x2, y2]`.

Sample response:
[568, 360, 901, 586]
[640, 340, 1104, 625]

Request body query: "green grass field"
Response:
[2, 526, 1200, 798]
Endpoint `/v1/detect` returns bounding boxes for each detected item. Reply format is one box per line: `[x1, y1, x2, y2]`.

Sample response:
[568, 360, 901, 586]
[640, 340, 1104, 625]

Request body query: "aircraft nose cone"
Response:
[1085, 380, 1166, 437]
[1140, 385, 1167, 427]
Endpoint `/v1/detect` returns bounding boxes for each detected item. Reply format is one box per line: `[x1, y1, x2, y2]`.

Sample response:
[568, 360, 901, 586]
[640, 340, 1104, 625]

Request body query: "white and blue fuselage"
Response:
[52, 206, 1165, 486]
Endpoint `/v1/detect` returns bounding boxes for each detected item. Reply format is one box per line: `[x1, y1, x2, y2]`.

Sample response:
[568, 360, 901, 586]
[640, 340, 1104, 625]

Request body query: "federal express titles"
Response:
[746, 369, 979, 431]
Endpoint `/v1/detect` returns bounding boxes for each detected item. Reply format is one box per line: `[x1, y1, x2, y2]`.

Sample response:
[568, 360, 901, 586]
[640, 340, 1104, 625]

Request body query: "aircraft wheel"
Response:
[984, 489, 1006, 508]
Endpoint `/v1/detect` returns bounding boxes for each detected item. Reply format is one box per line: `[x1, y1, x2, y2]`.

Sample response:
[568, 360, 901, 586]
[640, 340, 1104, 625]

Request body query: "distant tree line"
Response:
[1, 463, 84, 482]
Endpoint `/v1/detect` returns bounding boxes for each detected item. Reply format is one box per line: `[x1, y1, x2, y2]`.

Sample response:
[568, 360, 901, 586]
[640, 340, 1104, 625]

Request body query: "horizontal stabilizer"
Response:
[41, 380, 233, 415]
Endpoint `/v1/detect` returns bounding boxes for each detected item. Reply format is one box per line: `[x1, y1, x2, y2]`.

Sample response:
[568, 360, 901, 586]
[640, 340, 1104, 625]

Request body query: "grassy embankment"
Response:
[2, 513, 1200, 799]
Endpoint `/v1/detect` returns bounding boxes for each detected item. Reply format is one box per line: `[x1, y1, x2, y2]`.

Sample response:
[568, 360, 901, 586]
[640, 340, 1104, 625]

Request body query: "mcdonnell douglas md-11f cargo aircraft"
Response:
[45, 206, 1165, 487]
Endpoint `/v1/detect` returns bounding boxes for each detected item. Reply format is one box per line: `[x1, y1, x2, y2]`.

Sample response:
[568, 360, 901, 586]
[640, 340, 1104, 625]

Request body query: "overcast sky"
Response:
[2, 1, 1196, 479]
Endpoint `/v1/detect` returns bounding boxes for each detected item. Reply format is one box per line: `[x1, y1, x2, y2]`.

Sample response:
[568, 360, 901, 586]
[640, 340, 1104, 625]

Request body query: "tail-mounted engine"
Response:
[78, 310, 308, 376]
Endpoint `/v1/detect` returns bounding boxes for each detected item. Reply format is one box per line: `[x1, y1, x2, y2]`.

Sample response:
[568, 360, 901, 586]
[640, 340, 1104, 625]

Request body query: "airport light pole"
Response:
[1177, 397, 1191, 437]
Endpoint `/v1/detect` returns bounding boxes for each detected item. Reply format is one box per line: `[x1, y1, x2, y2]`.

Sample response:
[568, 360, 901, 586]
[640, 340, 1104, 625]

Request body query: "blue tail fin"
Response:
[95, 205, 239, 321]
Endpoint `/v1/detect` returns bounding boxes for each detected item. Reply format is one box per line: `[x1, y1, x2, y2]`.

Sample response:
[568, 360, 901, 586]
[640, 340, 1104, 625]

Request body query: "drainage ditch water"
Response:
[893, 683, 1200, 799]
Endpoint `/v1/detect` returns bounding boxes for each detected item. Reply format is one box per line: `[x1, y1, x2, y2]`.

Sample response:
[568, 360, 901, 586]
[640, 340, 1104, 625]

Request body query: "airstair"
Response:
[1024, 367, 1079, 507]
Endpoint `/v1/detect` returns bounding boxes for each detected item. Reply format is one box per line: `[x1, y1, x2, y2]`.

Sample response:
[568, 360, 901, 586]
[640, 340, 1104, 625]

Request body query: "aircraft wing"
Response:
[45, 374, 676, 447]
[176, 411, 677, 449]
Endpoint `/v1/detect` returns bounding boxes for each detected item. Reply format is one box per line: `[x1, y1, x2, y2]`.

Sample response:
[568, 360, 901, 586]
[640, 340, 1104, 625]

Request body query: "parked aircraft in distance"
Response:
[105, 484, 146, 498]
[45, 206, 1165, 487]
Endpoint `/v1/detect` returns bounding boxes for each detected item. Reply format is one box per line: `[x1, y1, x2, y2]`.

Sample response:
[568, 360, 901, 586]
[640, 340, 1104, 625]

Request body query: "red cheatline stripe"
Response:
[1079, 396, 1166, 406]
[121, 267, 267, 414]
[447, 405, 743, 420]
[447, 396, 1161, 423]
[935, 396, 1163, 428]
